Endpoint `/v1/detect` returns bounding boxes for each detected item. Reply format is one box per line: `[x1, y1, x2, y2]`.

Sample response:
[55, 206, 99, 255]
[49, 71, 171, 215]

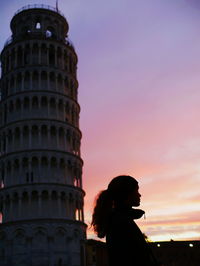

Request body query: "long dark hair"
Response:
[91, 175, 138, 238]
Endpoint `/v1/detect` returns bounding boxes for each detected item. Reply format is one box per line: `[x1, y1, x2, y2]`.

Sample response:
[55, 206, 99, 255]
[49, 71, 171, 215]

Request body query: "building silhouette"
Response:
[0, 5, 86, 266]
[86, 239, 200, 266]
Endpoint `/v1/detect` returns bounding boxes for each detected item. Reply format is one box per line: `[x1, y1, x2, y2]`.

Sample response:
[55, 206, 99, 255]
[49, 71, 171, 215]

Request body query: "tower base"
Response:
[0, 219, 86, 266]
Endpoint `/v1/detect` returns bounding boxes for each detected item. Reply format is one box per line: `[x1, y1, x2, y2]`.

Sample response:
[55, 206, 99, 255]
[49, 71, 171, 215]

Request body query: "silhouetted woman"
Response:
[92, 175, 159, 266]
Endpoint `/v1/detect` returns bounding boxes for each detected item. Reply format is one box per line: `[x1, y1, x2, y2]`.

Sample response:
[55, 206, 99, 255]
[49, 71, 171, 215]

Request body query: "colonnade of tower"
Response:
[0, 5, 86, 266]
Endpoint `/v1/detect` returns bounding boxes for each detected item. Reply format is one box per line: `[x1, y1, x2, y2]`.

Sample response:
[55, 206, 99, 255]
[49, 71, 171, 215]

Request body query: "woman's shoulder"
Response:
[108, 209, 132, 228]
[106, 210, 132, 241]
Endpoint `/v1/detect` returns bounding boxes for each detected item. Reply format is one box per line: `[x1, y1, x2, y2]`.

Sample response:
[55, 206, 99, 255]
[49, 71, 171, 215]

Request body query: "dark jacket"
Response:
[106, 208, 159, 266]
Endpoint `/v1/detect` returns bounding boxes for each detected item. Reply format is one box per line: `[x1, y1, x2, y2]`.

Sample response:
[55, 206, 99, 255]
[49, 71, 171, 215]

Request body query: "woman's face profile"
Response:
[125, 186, 141, 207]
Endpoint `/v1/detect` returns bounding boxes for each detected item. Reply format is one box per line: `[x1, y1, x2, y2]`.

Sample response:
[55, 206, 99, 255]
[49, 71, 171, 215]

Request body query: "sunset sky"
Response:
[0, 0, 200, 242]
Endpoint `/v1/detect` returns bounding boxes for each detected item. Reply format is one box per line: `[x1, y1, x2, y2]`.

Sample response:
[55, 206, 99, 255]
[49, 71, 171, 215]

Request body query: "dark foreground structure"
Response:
[0, 4, 86, 266]
[86, 239, 200, 266]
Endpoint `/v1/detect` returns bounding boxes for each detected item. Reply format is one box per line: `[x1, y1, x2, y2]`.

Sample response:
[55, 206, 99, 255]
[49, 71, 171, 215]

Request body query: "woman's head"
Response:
[92, 175, 140, 238]
[107, 175, 140, 207]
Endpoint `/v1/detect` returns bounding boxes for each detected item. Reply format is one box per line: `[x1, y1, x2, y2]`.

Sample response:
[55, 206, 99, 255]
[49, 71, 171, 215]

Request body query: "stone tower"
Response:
[0, 5, 86, 266]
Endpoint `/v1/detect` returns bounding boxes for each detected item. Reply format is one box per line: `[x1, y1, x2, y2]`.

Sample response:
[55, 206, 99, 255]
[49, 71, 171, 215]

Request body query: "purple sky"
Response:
[1, 0, 200, 241]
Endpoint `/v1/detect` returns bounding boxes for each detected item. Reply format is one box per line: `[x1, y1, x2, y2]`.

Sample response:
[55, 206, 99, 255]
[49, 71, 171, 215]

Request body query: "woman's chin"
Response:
[132, 201, 140, 207]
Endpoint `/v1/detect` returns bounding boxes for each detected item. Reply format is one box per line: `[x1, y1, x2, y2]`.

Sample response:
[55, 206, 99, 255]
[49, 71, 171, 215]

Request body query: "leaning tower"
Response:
[0, 5, 86, 266]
